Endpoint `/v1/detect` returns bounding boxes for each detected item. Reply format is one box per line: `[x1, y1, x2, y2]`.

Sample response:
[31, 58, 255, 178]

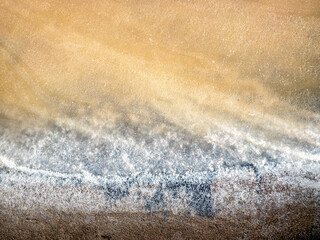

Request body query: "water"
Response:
[0, 0, 319, 217]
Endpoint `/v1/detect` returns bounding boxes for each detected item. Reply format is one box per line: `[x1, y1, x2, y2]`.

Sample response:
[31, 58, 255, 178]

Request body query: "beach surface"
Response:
[0, 0, 320, 239]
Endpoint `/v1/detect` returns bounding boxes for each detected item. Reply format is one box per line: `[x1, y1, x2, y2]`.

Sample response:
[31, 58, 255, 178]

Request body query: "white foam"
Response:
[0, 155, 104, 185]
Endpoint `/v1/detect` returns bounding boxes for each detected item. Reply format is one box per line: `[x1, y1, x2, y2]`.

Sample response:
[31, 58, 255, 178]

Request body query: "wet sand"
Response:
[1, 0, 320, 239]
[1, 172, 319, 240]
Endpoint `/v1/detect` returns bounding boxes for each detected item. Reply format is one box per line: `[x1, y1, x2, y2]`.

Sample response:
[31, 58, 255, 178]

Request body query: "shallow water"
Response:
[0, 0, 319, 218]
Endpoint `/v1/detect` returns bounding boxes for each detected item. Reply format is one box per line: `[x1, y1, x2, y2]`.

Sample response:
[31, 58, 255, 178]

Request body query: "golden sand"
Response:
[0, 0, 319, 133]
